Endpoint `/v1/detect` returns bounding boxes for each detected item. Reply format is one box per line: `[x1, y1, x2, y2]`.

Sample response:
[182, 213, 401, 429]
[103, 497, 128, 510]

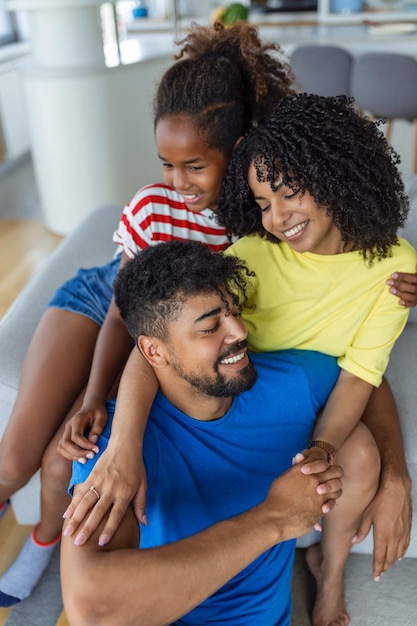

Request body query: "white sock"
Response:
[0, 525, 60, 604]
[0, 501, 9, 523]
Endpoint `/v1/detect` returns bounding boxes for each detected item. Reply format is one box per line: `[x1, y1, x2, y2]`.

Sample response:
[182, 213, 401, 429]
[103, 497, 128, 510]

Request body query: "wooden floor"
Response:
[0, 219, 65, 625]
[0, 220, 63, 319]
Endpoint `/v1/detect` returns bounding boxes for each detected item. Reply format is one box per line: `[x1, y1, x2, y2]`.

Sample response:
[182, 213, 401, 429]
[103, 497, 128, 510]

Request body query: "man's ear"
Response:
[137, 335, 168, 369]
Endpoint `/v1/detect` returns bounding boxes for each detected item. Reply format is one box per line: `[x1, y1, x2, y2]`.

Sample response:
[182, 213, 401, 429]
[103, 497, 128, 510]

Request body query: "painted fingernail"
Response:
[63, 524, 74, 536]
[74, 533, 86, 546]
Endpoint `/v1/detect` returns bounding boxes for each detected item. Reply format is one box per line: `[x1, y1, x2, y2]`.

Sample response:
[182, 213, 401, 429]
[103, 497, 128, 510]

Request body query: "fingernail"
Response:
[63, 524, 74, 536]
[62, 508, 69, 519]
[389, 287, 397, 294]
[98, 535, 108, 547]
[90, 435, 98, 443]
[374, 575, 381, 582]
[77, 457, 86, 465]
[85, 452, 94, 460]
[386, 279, 394, 285]
[74, 533, 86, 546]
[92, 446, 99, 453]
[317, 485, 326, 494]
[140, 515, 148, 526]
[351, 534, 358, 543]
[391, 272, 398, 279]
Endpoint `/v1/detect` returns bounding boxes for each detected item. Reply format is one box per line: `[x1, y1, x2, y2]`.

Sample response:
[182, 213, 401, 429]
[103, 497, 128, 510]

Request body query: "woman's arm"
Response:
[60, 347, 158, 546]
[308, 369, 374, 457]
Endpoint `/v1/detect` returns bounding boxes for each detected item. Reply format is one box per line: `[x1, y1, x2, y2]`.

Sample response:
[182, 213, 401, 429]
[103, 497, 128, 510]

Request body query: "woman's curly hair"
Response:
[114, 240, 255, 342]
[154, 22, 295, 158]
[216, 93, 409, 262]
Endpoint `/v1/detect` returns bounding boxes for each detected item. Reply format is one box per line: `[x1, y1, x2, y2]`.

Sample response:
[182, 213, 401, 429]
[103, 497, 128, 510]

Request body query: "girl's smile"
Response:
[248, 163, 344, 255]
[155, 115, 230, 213]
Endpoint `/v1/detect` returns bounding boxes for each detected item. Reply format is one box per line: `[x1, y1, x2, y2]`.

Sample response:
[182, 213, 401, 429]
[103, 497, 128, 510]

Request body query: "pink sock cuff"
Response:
[32, 524, 61, 548]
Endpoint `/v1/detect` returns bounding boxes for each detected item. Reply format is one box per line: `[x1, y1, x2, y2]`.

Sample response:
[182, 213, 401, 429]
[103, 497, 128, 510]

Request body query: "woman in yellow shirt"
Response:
[217, 93, 417, 626]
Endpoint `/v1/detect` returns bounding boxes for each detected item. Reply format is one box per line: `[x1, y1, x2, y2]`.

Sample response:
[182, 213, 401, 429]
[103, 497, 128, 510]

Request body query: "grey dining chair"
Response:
[351, 52, 417, 174]
[290, 44, 353, 97]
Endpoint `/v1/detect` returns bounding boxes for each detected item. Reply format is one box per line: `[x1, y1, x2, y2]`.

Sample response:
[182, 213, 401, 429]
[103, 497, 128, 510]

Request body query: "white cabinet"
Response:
[317, 0, 417, 24]
[0, 52, 31, 163]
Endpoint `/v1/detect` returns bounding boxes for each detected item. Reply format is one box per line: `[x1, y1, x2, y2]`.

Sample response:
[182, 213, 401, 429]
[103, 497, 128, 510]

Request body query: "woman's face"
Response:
[155, 115, 230, 213]
[248, 162, 344, 255]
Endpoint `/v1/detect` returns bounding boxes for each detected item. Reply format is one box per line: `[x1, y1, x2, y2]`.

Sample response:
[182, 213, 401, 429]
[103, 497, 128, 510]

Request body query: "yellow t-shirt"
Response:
[227, 235, 417, 386]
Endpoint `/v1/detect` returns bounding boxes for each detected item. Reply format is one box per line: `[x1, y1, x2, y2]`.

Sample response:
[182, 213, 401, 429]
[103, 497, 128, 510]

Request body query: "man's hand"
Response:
[63, 443, 148, 547]
[352, 472, 412, 580]
[262, 459, 343, 542]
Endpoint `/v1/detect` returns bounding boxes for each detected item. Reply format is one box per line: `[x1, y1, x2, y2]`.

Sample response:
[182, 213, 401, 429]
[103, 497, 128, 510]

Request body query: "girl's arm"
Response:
[387, 264, 417, 307]
[59, 253, 134, 458]
[60, 347, 158, 546]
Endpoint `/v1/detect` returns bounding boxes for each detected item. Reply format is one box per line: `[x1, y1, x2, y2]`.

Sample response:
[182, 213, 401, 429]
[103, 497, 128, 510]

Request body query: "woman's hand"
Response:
[58, 401, 108, 462]
[387, 264, 417, 307]
[63, 444, 148, 547]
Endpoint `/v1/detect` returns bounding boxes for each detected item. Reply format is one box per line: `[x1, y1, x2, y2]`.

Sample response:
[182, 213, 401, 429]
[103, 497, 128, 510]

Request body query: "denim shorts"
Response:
[47, 256, 121, 326]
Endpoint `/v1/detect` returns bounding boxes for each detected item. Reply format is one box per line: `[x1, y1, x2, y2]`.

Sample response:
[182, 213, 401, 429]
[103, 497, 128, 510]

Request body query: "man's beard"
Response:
[169, 341, 258, 398]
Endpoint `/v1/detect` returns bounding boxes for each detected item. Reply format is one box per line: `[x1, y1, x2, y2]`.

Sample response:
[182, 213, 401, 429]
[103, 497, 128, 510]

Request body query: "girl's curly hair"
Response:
[153, 22, 295, 158]
[216, 93, 409, 262]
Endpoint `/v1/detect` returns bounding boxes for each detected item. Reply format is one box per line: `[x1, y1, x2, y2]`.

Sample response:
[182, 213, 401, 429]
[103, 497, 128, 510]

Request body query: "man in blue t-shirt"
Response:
[61, 241, 343, 626]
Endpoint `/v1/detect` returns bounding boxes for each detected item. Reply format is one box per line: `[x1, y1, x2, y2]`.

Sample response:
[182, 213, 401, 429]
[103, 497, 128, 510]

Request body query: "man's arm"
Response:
[353, 377, 412, 579]
[61, 460, 343, 626]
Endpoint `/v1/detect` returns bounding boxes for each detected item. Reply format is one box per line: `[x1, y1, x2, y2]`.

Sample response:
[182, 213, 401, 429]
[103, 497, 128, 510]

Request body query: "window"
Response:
[0, 0, 18, 46]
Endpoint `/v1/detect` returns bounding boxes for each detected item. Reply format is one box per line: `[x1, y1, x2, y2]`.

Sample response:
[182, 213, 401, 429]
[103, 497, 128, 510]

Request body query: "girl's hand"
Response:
[58, 402, 108, 462]
[62, 446, 148, 547]
[387, 265, 417, 307]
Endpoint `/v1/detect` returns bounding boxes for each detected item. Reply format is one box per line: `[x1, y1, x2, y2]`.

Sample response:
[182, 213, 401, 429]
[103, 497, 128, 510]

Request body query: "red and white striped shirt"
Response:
[113, 183, 235, 257]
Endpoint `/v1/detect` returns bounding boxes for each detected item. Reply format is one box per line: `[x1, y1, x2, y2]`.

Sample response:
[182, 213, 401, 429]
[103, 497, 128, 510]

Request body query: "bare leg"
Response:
[0, 309, 100, 504]
[37, 366, 121, 544]
[306, 422, 380, 626]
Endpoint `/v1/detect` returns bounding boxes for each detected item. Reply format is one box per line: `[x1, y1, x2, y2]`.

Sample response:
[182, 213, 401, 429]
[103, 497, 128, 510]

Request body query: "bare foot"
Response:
[306, 544, 351, 626]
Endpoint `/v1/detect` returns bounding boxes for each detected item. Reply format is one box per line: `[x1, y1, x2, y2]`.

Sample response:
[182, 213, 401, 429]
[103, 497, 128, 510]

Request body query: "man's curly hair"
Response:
[114, 240, 254, 342]
[216, 93, 409, 262]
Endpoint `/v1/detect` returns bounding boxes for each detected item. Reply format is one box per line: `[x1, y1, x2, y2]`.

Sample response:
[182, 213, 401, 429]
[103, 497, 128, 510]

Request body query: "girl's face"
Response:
[155, 115, 229, 213]
[248, 163, 344, 255]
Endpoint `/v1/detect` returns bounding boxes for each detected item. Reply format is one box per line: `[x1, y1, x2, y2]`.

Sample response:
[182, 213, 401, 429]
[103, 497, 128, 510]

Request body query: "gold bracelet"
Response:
[308, 440, 337, 464]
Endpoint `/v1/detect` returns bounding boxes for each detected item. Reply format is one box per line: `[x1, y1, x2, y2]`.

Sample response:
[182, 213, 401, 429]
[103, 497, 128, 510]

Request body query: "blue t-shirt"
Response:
[71, 349, 340, 625]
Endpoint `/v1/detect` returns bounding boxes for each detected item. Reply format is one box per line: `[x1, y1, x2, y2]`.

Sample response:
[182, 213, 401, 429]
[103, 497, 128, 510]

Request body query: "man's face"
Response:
[163, 292, 257, 398]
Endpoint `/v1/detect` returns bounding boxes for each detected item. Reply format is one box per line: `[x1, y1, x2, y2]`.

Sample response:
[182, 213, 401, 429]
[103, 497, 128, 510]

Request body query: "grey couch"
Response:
[1, 184, 416, 558]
